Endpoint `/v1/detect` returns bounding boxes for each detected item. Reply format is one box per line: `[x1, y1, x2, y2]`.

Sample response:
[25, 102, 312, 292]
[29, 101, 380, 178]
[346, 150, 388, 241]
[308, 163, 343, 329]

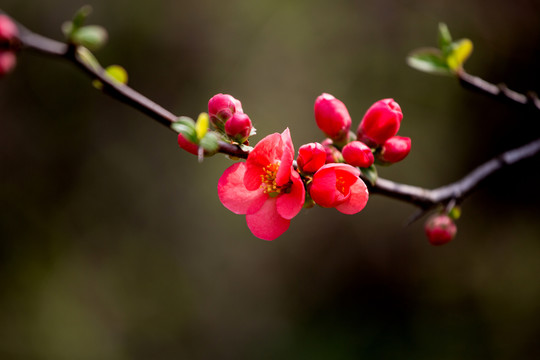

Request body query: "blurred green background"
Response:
[1, 0, 540, 359]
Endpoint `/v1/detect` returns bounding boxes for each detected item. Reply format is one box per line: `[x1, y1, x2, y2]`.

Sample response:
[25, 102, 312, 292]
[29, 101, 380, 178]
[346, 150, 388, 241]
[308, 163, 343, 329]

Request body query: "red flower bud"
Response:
[0, 51, 16, 76]
[208, 93, 242, 128]
[342, 141, 374, 168]
[377, 136, 411, 164]
[177, 133, 199, 155]
[314, 93, 351, 142]
[424, 214, 457, 246]
[0, 15, 18, 43]
[297, 142, 326, 173]
[225, 113, 252, 143]
[321, 138, 343, 164]
[357, 98, 403, 147]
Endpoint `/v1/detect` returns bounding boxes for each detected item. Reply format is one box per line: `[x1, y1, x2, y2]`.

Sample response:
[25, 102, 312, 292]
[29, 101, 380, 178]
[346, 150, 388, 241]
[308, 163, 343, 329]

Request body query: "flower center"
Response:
[260, 161, 282, 197]
[336, 175, 347, 195]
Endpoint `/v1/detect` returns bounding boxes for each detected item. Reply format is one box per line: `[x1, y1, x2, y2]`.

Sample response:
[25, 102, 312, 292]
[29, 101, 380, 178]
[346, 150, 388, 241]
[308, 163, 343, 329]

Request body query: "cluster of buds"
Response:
[312, 93, 411, 172]
[0, 15, 19, 76]
[208, 93, 253, 144]
[177, 94, 254, 156]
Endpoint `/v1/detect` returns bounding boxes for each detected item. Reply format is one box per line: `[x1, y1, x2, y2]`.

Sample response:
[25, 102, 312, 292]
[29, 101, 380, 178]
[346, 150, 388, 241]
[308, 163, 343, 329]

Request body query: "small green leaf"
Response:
[171, 117, 198, 143]
[76, 47, 101, 72]
[449, 206, 461, 220]
[199, 132, 219, 153]
[438, 22, 452, 54]
[195, 113, 209, 140]
[360, 165, 378, 186]
[72, 5, 93, 29]
[71, 25, 108, 51]
[447, 38, 473, 71]
[407, 48, 451, 75]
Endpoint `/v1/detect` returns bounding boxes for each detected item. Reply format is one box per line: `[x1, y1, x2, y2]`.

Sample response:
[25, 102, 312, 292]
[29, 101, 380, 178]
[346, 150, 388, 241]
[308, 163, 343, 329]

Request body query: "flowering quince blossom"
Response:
[357, 98, 403, 147]
[218, 128, 305, 240]
[309, 163, 369, 215]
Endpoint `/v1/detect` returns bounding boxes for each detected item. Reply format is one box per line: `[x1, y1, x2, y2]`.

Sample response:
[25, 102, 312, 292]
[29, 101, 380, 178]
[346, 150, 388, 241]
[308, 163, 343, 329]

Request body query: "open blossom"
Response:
[218, 128, 305, 240]
[309, 163, 369, 214]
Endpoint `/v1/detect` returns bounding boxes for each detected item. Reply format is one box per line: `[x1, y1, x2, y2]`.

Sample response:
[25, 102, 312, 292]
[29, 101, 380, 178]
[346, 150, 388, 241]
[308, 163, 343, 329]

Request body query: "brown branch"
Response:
[458, 70, 540, 112]
[8, 12, 540, 214]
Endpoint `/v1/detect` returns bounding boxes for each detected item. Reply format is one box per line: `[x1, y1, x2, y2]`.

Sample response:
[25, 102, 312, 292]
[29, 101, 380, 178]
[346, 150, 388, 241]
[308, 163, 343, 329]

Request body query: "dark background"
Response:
[1, 0, 540, 359]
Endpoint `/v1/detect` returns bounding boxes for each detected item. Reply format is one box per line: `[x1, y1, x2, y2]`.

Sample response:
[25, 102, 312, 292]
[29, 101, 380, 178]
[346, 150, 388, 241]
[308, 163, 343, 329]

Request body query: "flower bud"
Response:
[357, 98, 403, 147]
[321, 138, 343, 164]
[225, 113, 252, 143]
[314, 93, 351, 142]
[297, 142, 326, 173]
[208, 93, 242, 129]
[0, 51, 16, 76]
[0, 15, 18, 44]
[177, 133, 199, 155]
[376, 136, 411, 164]
[342, 141, 374, 168]
[424, 214, 457, 246]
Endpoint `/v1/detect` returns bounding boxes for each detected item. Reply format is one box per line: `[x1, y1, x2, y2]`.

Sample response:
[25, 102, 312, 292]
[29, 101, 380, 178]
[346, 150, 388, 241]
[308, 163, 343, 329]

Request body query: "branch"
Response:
[9, 13, 540, 214]
[458, 70, 540, 112]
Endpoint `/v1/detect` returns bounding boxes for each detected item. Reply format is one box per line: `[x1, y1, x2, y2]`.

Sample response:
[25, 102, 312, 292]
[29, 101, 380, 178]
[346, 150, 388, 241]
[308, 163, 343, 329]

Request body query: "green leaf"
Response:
[171, 117, 198, 143]
[72, 5, 93, 29]
[360, 165, 378, 186]
[449, 206, 461, 220]
[438, 22, 452, 54]
[76, 47, 101, 72]
[199, 132, 219, 153]
[71, 25, 108, 51]
[92, 65, 128, 90]
[407, 48, 451, 75]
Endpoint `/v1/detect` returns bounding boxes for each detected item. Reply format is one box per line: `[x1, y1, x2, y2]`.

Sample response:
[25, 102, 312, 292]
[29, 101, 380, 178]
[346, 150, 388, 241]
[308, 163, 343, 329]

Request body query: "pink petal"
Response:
[309, 167, 338, 207]
[244, 133, 283, 190]
[276, 170, 305, 220]
[335, 178, 369, 215]
[246, 198, 290, 241]
[276, 128, 294, 186]
[218, 162, 266, 214]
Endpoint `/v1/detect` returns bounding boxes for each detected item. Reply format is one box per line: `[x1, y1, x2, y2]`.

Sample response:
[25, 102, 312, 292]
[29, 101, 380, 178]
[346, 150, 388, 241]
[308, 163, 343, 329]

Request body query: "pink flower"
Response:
[297, 142, 326, 174]
[218, 128, 305, 240]
[357, 98, 403, 147]
[309, 163, 369, 214]
[208, 93, 243, 129]
[314, 93, 351, 142]
[342, 141, 374, 168]
[377, 136, 411, 164]
[225, 112, 252, 143]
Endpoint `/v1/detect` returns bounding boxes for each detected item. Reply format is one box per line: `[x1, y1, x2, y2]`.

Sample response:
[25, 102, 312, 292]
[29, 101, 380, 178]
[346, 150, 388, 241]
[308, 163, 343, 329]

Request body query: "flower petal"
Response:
[276, 128, 294, 186]
[246, 198, 290, 241]
[218, 162, 266, 214]
[276, 170, 305, 220]
[309, 167, 338, 207]
[244, 133, 283, 190]
[335, 178, 369, 215]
